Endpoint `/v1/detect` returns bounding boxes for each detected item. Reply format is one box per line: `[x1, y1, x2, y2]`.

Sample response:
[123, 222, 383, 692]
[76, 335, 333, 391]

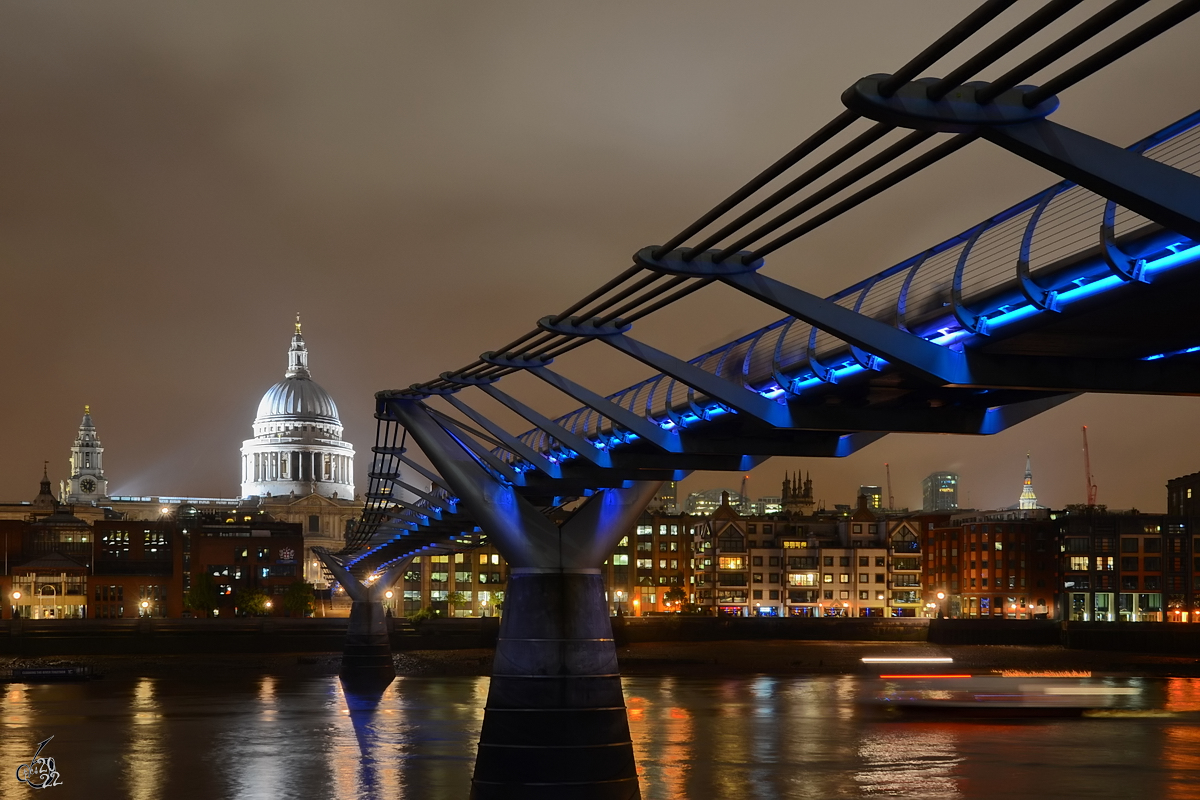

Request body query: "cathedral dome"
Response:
[255, 377, 340, 425]
[241, 316, 355, 502]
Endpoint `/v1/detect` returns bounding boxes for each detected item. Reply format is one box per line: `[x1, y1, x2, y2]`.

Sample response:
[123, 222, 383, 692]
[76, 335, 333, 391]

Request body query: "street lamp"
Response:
[10, 589, 20, 620]
[140, 600, 150, 618]
[936, 590, 947, 619]
[614, 590, 624, 616]
[633, 599, 640, 617]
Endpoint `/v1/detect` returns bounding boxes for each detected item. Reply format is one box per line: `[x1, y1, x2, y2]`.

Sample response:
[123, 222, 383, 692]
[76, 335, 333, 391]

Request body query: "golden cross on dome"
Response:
[295, 313, 302, 335]
[84, 404, 90, 414]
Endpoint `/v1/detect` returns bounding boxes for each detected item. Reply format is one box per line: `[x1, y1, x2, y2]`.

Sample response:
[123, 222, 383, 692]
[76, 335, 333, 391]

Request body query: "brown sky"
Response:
[2, 1, 1198, 513]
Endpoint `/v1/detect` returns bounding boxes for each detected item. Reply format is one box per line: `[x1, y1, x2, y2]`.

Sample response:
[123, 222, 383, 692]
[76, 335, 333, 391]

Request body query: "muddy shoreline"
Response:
[4, 640, 1200, 681]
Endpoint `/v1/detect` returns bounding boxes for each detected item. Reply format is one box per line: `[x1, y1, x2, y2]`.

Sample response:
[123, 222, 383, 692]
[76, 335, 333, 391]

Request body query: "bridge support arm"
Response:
[983, 119, 1200, 243]
[314, 548, 415, 685]
[717, 270, 968, 384]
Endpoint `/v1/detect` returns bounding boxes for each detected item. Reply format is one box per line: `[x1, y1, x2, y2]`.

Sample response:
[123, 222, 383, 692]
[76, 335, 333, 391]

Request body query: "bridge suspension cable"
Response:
[354, 0, 1200, 573]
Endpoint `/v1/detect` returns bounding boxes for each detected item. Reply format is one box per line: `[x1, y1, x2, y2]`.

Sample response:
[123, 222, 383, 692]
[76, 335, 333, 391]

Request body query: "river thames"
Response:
[3, 672, 1199, 799]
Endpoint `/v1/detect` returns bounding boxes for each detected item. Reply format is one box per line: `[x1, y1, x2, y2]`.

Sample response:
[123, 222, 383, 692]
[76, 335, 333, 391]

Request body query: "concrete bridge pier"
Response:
[315, 547, 413, 686]
[389, 398, 658, 800]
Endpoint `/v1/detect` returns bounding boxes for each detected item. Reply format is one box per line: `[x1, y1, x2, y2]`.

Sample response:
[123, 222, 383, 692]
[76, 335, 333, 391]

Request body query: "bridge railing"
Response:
[506, 111, 1200, 462]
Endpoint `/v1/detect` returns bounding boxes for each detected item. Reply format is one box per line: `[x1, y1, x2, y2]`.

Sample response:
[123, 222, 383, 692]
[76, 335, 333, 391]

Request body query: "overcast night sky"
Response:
[2, 1, 1199, 514]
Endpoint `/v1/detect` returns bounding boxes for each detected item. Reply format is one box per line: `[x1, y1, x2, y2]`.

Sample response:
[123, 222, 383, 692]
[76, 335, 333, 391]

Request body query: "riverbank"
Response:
[5, 640, 1200, 681]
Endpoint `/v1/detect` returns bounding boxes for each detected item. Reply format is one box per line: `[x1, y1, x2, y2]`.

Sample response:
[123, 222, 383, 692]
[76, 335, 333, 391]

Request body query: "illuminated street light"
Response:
[385, 590, 394, 599]
[936, 591, 946, 601]
[11, 590, 21, 601]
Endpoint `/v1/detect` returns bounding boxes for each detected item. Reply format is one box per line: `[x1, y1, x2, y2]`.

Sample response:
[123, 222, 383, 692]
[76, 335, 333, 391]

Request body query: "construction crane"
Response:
[885, 463, 894, 512]
[1082, 426, 1098, 507]
[739, 474, 749, 514]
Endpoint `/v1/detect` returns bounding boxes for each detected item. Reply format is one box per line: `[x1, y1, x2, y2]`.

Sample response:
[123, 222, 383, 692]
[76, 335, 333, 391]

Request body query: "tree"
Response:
[664, 587, 687, 609]
[409, 606, 438, 624]
[183, 573, 219, 618]
[448, 591, 467, 618]
[282, 581, 315, 617]
[237, 587, 269, 616]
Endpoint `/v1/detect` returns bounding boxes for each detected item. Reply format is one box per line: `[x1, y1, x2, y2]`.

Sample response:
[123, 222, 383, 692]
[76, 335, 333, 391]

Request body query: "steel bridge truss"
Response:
[345, 0, 1200, 575]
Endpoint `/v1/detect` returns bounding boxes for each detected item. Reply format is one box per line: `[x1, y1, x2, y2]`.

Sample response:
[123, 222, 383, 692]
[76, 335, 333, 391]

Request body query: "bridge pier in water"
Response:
[389, 398, 656, 799]
[315, 547, 413, 687]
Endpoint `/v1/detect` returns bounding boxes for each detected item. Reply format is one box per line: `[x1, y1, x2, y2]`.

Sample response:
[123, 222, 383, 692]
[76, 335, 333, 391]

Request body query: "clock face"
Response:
[80, 478, 96, 494]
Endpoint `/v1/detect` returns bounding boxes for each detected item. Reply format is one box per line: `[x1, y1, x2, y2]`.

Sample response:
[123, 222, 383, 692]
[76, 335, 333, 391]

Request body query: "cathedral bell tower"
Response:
[61, 405, 108, 503]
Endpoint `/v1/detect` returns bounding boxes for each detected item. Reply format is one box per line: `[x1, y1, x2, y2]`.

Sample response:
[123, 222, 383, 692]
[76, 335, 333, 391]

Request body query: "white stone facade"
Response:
[240, 320, 355, 501]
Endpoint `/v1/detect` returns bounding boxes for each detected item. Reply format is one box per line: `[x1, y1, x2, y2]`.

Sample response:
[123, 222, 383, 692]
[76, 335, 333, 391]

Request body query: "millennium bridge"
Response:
[316, 3, 1200, 797]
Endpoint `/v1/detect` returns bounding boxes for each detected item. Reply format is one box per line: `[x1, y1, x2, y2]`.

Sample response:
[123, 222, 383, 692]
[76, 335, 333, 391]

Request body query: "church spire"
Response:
[1018, 452, 1038, 510]
[286, 316, 310, 379]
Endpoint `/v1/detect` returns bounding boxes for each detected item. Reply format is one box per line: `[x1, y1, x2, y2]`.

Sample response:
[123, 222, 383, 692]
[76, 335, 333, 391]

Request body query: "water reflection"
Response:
[0, 672, 1197, 799]
[125, 677, 163, 800]
[855, 728, 961, 798]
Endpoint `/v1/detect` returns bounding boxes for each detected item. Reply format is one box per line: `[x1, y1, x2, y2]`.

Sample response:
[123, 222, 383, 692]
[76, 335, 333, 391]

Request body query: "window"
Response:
[875, 573, 885, 584]
[1121, 538, 1139, 553]
[753, 573, 764, 583]
[308, 515, 320, 533]
[1121, 557, 1138, 571]
[823, 574, 833, 583]
[613, 555, 629, 566]
[658, 559, 667, 569]
[839, 574, 850, 584]
[752, 556, 763, 566]
[768, 556, 779, 566]
[1096, 556, 1114, 571]
[823, 590, 833, 600]
[859, 556, 870, 567]
[1068, 556, 1089, 571]
[636, 559, 653, 569]
[768, 573, 779, 584]
[859, 590, 870, 600]
[859, 574, 869, 583]
[789, 573, 817, 586]
[875, 557, 885, 567]
[1144, 539, 1162, 553]
[718, 556, 744, 570]
[823, 557, 834, 566]
[1144, 557, 1162, 571]
[839, 557, 851, 567]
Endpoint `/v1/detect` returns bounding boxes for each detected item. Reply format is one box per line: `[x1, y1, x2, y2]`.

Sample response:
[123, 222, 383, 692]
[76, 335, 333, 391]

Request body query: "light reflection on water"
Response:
[0, 673, 1198, 799]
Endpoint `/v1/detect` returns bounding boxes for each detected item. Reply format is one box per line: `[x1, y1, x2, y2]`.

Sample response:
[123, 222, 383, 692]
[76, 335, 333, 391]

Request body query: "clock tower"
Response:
[62, 405, 108, 504]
